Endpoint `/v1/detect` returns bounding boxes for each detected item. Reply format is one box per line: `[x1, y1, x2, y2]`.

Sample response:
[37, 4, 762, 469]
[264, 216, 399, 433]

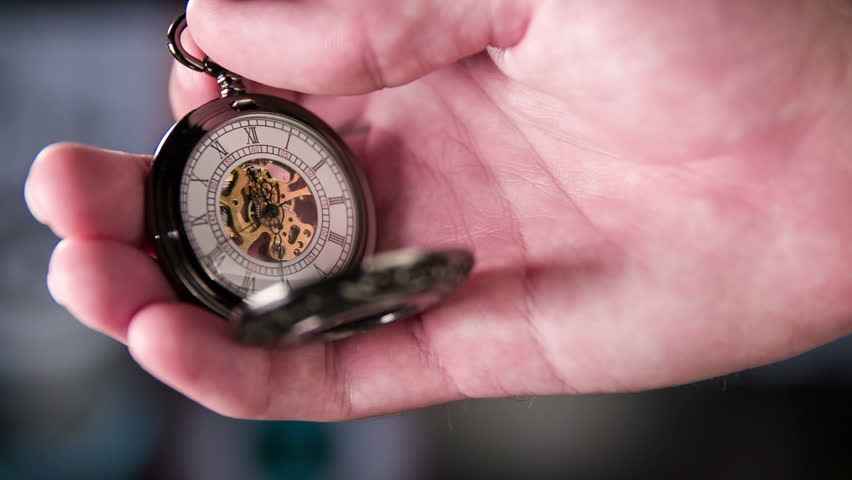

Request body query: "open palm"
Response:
[25, 0, 852, 419]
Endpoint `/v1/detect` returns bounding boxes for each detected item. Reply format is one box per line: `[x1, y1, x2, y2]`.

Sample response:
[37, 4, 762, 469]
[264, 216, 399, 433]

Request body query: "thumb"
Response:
[186, 0, 533, 94]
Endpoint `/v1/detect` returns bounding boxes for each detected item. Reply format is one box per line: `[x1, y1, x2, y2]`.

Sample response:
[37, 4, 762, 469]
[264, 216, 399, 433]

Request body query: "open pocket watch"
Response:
[147, 14, 473, 347]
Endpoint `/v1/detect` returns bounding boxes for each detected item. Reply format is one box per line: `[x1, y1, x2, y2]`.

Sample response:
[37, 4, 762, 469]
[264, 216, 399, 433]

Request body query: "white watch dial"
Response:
[179, 113, 358, 296]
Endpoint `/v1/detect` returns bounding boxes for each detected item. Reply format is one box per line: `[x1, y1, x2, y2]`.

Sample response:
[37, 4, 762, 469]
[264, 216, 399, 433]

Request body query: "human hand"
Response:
[25, 0, 852, 419]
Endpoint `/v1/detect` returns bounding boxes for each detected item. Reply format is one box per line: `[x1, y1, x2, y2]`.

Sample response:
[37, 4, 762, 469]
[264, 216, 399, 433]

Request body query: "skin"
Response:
[24, 0, 852, 420]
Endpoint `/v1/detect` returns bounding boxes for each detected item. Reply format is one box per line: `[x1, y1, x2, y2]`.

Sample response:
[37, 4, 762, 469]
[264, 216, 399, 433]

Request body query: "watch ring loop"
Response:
[167, 13, 206, 72]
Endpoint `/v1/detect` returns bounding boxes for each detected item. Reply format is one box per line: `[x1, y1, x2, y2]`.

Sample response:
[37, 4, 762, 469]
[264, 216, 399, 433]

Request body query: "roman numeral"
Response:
[210, 140, 228, 159]
[314, 264, 327, 278]
[189, 214, 208, 227]
[328, 231, 346, 247]
[204, 247, 226, 268]
[240, 273, 256, 292]
[244, 126, 259, 144]
[190, 173, 208, 183]
[311, 158, 326, 171]
[329, 196, 345, 206]
[285, 133, 291, 149]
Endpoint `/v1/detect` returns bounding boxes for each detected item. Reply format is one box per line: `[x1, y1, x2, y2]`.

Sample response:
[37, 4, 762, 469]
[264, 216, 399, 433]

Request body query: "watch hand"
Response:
[277, 187, 312, 206]
[236, 219, 262, 234]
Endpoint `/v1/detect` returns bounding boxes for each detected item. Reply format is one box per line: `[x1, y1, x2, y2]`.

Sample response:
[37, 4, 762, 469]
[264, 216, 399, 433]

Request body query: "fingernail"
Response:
[24, 153, 49, 225]
[24, 183, 46, 226]
[46, 241, 69, 307]
[46, 270, 65, 307]
[26, 143, 70, 226]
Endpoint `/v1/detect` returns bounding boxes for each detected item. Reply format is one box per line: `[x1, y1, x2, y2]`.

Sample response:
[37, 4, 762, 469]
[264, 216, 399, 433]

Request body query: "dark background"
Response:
[2, 1, 852, 479]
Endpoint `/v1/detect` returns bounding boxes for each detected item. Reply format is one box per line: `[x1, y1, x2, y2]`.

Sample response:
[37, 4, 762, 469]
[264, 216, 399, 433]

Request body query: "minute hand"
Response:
[278, 186, 312, 205]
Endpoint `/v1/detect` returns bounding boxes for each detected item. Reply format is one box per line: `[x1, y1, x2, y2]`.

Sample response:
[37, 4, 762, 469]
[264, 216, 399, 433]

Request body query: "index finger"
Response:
[185, 0, 531, 94]
[25, 143, 150, 245]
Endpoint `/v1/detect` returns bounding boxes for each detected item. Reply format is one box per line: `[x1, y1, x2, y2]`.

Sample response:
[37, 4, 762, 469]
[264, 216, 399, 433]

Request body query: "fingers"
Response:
[128, 303, 275, 418]
[169, 61, 222, 118]
[124, 268, 576, 421]
[184, 0, 533, 94]
[25, 143, 150, 245]
[127, 303, 463, 420]
[169, 62, 371, 131]
[24, 143, 466, 421]
[48, 238, 176, 343]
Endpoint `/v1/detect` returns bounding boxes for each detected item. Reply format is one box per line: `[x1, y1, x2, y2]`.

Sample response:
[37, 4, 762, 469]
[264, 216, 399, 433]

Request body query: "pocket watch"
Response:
[147, 14, 473, 347]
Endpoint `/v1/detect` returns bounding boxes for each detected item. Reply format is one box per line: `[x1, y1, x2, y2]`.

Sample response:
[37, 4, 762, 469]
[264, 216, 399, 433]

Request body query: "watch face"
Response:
[149, 95, 373, 316]
[180, 112, 358, 297]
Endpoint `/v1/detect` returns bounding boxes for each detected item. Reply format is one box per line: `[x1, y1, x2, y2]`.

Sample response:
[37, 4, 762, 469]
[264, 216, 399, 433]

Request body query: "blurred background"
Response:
[2, 1, 852, 479]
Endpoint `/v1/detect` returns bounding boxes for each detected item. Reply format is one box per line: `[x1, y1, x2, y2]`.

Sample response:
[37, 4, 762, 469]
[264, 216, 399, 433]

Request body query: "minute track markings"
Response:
[205, 144, 331, 274]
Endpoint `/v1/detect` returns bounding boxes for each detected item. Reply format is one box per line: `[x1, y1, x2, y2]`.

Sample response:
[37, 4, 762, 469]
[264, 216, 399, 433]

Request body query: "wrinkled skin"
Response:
[24, 0, 852, 420]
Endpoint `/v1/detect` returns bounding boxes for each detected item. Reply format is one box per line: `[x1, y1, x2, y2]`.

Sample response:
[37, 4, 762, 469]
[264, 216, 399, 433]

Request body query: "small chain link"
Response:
[203, 58, 247, 98]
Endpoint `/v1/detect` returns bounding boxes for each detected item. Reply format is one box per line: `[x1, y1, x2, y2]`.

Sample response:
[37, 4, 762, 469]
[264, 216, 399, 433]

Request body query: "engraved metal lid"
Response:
[230, 248, 474, 347]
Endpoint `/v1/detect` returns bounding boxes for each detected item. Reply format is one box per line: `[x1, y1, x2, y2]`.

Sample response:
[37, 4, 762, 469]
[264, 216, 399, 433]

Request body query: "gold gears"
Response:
[220, 159, 316, 261]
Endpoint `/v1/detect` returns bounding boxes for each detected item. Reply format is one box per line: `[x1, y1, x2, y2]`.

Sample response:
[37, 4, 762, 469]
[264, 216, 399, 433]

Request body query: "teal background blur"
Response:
[2, 1, 852, 479]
